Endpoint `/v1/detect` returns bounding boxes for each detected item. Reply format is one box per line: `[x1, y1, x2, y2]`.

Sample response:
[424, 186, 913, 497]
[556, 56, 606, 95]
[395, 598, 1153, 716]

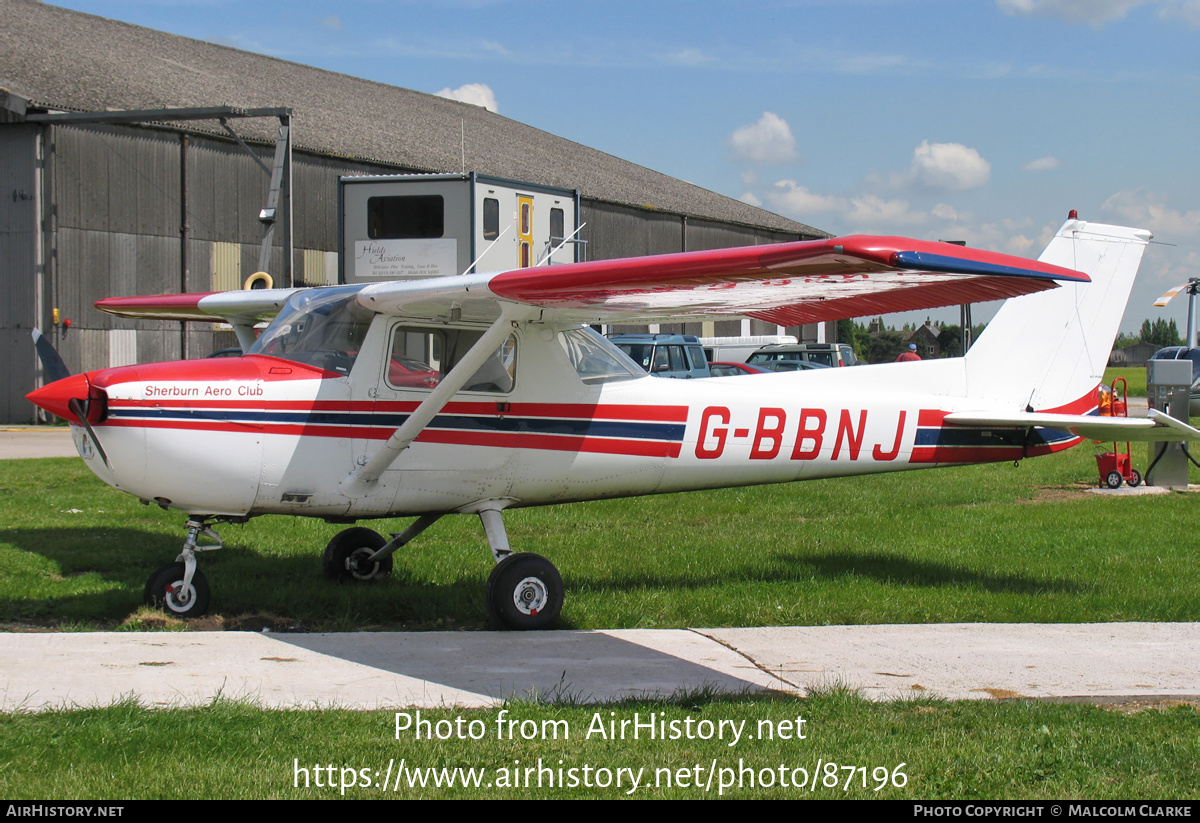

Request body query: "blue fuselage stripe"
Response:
[108, 408, 686, 441]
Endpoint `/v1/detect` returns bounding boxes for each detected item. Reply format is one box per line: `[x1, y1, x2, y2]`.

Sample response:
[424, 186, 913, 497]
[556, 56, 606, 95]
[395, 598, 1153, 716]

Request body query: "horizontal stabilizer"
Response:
[944, 410, 1200, 442]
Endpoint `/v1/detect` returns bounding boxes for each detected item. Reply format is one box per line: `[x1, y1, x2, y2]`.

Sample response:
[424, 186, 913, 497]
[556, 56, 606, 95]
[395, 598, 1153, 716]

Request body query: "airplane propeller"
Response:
[31, 328, 71, 383]
[29, 329, 110, 468]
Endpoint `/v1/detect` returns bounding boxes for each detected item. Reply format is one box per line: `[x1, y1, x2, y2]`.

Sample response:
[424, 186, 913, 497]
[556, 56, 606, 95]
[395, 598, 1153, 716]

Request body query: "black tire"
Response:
[485, 553, 563, 630]
[1128, 469, 1142, 488]
[144, 562, 210, 618]
[1105, 470, 1123, 489]
[322, 527, 392, 582]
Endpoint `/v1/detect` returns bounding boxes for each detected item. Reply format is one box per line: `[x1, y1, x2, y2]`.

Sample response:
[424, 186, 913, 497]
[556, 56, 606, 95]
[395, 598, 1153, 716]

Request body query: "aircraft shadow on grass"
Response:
[780, 551, 1085, 595]
[0, 526, 1084, 630]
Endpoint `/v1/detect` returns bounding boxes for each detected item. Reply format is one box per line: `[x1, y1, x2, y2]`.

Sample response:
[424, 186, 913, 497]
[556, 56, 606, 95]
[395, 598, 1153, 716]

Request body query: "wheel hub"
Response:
[164, 580, 194, 610]
[512, 576, 549, 616]
[346, 548, 380, 581]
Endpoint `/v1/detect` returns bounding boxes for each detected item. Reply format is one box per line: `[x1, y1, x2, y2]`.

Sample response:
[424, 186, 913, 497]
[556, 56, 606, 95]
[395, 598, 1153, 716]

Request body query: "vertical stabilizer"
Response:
[964, 219, 1151, 412]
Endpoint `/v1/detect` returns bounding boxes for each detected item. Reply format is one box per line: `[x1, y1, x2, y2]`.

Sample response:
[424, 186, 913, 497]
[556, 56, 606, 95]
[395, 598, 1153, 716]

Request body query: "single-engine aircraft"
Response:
[27, 213, 1200, 628]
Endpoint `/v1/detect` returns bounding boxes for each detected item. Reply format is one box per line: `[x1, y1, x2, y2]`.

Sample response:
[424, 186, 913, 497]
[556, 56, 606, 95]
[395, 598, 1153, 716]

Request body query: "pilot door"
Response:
[350, 319, 521, 513]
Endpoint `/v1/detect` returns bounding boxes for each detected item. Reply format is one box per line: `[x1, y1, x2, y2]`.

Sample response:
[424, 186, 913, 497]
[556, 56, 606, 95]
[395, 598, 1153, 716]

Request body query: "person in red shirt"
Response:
[896, 343, 921, 362]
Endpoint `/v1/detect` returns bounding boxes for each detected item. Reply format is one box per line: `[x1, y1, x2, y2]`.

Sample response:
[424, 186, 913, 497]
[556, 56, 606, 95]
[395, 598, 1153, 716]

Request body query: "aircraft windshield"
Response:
[557, 327, 645, 385]
[249, 286, 374, 375]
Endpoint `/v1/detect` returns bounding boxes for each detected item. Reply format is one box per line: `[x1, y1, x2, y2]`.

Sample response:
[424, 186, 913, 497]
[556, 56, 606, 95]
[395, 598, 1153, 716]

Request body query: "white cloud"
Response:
[1021, 156, 1062, 172]
[764, 181, 929, 229]
[661, 48, 714, 67]
[435, 83, 499, 113]
[766, 180, 845, 215]
[996, 0, 1149, 26]
[1157, 0, 1200, 26]
[320, 15, 342, 30]
[908, 141, 991, 191]
[1102, 189, 1200, 235]
[727, 112, 797, 165]
[932, 203, 961, 221]
[1005, 234, 1037, 254]
[845, 195, 927, 227]
[739, 192, 763, 207]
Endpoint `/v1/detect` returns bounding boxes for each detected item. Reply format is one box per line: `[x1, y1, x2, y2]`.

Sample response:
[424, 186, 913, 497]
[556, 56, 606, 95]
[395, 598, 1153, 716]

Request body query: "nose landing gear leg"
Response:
[144, 518, 223, 618]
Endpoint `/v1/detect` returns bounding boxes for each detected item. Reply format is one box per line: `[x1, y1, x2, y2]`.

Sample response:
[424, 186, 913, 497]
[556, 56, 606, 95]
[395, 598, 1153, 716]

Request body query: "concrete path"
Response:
[1, 623, 1196, 711]
[0, 427, 79, 459]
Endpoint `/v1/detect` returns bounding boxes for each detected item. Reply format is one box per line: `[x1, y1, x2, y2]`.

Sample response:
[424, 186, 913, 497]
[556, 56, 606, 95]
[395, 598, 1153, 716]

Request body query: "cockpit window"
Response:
[249, 286, 374, 375]
[558, 327, 645, 384]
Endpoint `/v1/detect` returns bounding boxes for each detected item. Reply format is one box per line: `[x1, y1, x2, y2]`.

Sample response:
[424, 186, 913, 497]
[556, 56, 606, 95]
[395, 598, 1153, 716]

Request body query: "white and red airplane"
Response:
[27, 213, 1197, 628]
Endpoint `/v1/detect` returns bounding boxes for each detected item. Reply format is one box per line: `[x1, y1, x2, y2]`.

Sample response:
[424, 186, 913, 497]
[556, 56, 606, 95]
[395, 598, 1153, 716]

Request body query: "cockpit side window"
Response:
[386, 325, 517, 393]
[558, 327, 645, 385]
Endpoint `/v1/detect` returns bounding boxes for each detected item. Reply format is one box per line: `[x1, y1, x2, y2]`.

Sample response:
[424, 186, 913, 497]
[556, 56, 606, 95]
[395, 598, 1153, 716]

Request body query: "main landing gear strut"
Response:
[320, 508, 563, 630]
[144, 509, 564, 629]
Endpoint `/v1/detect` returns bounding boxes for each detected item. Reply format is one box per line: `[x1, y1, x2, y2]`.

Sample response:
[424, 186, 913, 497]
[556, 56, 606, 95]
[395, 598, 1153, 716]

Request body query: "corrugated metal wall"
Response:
[4, 121, 821, 421]
[0, 126, 40, 422]
[31, 124, 399, 419]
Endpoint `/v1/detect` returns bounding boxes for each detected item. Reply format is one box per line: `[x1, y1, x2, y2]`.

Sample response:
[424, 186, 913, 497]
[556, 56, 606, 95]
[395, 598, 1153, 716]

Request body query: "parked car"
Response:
[759, 360, 831, 373]
[609, 334, 710, 379]
[1148, 346, 1200, 415]
[707, 361, 774, 376]
[746, 342, 859, 370]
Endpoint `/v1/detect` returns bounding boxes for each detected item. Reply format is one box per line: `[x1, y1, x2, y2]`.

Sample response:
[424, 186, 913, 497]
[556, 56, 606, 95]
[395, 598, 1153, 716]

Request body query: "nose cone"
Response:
[27, 372, 90, 423]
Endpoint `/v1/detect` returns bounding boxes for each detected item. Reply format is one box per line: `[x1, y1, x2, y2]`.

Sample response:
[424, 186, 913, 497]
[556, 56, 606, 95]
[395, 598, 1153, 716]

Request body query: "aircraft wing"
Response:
[95, 289, 299, 324]
[95, 236, 1085, 326]
[357, 235, 1088, 324]
[944, 409, 1200, 442]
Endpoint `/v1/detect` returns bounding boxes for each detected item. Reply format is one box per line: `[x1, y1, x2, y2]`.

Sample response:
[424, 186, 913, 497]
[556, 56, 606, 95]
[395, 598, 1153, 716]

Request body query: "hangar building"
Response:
[0, 0, 825, 422]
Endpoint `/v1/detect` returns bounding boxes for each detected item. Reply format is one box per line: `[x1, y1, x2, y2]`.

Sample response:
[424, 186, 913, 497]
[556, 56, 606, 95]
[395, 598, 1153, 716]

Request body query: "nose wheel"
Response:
[144, 518, 222, 619]
[144, 562, 210, 618]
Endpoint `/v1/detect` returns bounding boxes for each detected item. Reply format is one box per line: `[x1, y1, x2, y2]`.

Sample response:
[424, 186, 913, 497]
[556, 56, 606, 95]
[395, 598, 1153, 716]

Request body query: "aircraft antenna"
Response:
[534, 221, 587, 267]
[461, 223, 512, 275]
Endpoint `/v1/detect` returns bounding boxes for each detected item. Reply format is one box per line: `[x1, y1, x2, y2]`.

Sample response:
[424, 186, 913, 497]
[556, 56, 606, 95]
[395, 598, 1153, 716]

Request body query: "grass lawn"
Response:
[1, 444, 1197, 799]
[0, 693, 1196, 799]
[1102, 366, 1147, 397]
[2, 441, 1198, 632]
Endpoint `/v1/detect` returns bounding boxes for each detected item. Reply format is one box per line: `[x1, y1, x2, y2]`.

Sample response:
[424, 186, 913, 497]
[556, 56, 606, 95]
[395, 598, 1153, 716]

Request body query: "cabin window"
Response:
[483, 198, 500, 241]
[520, 201, 531, 235]
[558, 328, 644, 385]
[367, 195, 444, 239]
[549, 208, 564, 242]
[386, 326, 516, 393]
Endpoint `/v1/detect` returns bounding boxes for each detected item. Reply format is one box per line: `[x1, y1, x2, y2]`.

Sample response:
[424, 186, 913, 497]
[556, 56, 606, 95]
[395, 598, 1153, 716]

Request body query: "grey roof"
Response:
[0, 0, 823, 236]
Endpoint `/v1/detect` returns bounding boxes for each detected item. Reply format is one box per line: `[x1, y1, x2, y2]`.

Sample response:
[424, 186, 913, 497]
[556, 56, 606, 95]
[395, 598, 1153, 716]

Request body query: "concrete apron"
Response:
[1, 623, 1196, 711]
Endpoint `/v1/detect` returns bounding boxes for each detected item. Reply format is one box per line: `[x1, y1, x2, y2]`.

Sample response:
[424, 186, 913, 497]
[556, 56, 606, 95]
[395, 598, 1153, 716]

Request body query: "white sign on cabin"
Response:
[353, 238, 458, 280]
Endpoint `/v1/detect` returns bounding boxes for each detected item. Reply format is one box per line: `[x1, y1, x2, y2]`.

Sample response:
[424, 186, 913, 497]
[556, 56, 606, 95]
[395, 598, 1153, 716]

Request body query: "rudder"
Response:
[964, 218, 1151, 413]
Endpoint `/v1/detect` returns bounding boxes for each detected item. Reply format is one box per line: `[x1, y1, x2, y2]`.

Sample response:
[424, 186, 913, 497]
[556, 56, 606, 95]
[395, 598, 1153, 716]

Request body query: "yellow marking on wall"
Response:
[212, 242, 241, 292]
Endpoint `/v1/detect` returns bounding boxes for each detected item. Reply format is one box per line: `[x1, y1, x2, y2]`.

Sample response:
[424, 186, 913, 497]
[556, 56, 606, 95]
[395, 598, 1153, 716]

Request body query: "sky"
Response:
[40, 0, 1200, 335]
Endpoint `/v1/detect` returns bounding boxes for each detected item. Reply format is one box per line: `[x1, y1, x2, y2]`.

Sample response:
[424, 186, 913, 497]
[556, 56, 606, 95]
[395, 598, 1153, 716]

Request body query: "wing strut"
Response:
[342, 312, 517, 492]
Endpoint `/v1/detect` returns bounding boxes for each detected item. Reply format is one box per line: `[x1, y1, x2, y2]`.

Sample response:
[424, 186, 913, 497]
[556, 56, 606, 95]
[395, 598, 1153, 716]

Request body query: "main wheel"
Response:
[322, 527, 392, 582]
[485, 553, 563, 630]
[1105, 470, 1123, 489]
[1128, 469, 1142, 488]
[144, 562, 210, 618]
